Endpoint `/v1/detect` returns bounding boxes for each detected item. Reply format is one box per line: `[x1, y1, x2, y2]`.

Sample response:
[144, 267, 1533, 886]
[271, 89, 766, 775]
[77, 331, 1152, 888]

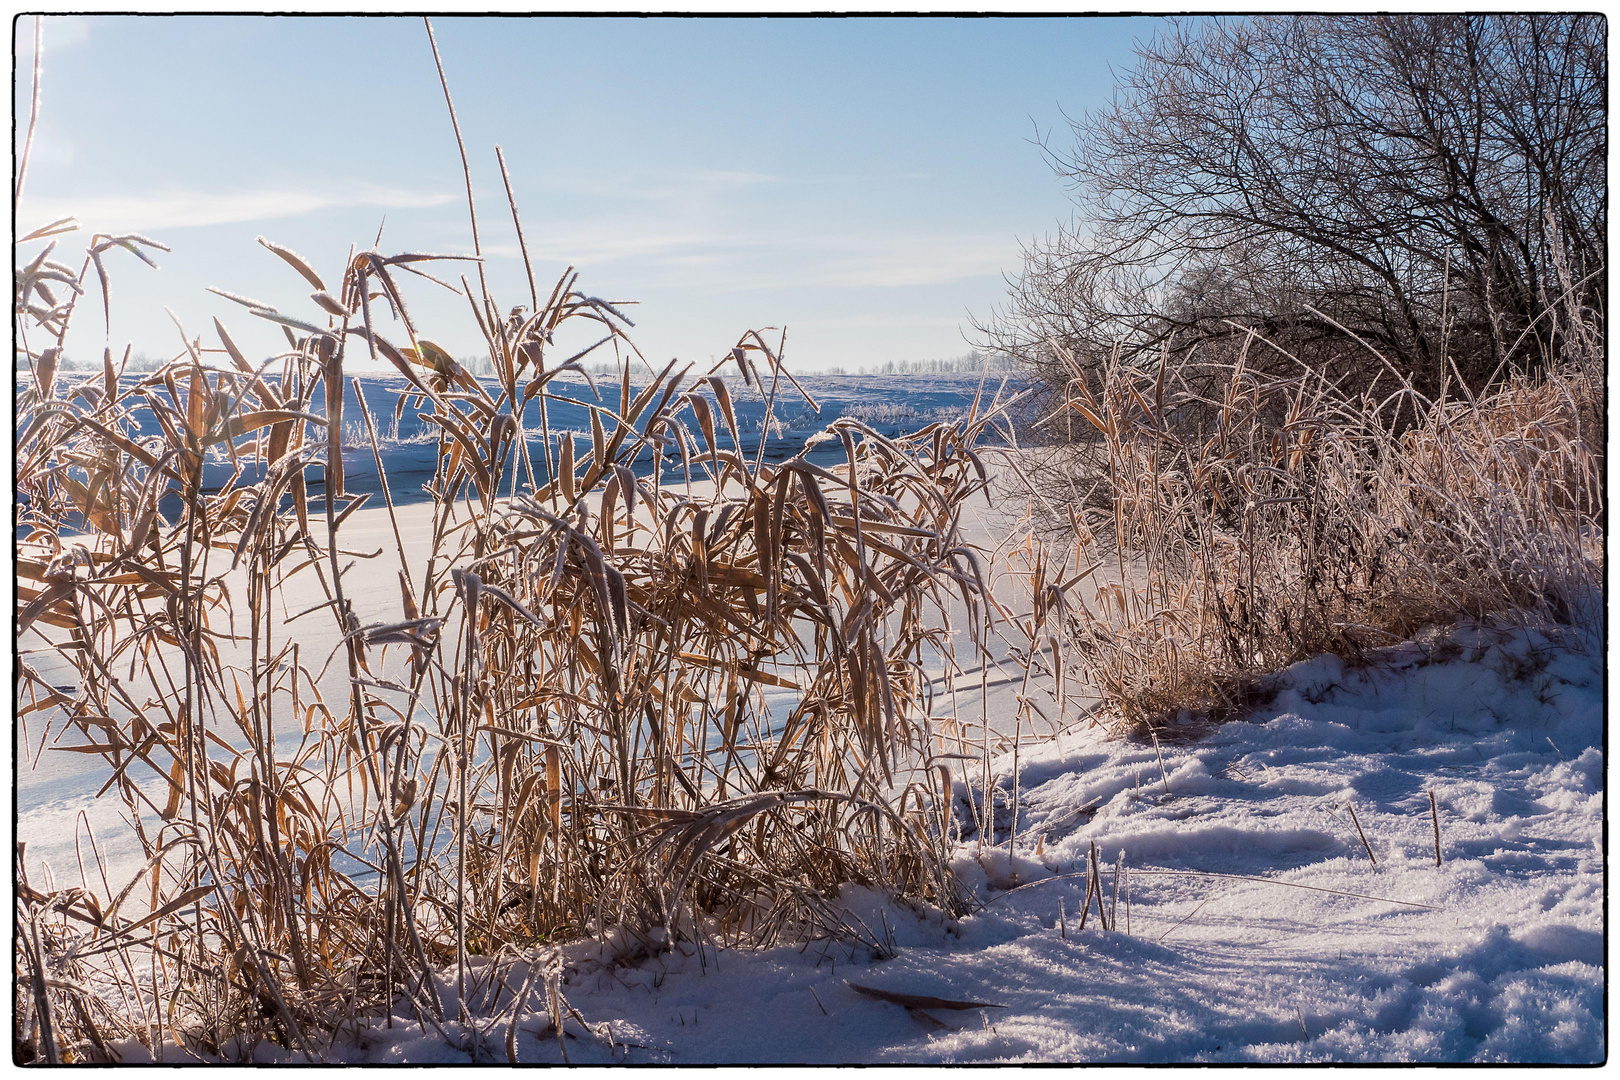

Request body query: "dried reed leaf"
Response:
[257, 235, 327, 293]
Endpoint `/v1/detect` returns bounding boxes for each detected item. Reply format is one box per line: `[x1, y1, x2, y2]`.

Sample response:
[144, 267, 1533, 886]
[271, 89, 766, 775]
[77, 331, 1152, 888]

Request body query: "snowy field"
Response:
[187, 369, 1020, 509]
[112, 620, 1603, 1064]
[18, 370, 1605, 1064]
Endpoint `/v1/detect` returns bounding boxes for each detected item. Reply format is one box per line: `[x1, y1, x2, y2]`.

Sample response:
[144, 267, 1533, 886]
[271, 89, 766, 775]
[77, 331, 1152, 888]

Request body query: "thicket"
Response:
[991, 14, 1606, 402]
[991, 14, 1606, 727]
[1033, 330, 1603, 730]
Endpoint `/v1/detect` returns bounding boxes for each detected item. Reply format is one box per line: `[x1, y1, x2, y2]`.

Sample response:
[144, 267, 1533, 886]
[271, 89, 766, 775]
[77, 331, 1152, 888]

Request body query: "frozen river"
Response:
[17, 370, 1037, 887]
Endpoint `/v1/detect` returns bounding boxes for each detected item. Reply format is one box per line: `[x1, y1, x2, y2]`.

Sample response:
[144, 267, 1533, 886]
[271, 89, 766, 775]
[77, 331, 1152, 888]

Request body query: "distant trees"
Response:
[858, 350, 1017, 376]
[991, 15, 1606, 399]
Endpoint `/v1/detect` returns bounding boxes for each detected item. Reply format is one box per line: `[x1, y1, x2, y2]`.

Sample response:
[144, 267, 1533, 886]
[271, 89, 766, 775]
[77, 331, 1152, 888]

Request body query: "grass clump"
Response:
[1029, 317, 1604, 732]
[14, 21, 1060, 1061]
[13, 172, 1029, 1065]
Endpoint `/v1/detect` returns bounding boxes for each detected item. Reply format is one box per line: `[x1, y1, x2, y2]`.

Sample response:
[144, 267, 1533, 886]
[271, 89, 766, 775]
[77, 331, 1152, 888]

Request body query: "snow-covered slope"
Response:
[173, 621, 1600, 1065]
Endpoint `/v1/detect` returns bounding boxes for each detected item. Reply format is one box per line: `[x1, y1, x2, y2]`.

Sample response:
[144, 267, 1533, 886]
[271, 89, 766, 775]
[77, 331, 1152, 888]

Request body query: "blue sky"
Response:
[15, 15, 1160, 371]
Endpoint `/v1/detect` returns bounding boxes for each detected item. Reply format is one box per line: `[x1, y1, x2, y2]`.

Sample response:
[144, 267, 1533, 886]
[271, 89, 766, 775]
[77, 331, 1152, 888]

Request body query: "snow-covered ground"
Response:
[20, 372, 1604, 1064]
[123, 619, 1600, 1064]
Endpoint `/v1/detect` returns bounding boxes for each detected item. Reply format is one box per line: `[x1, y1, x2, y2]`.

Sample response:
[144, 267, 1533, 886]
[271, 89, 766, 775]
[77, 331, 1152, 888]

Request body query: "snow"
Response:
[315, 370, 1017, 509]
[109, 619, 1605, 1064]
[22, 373, 1604, 1064]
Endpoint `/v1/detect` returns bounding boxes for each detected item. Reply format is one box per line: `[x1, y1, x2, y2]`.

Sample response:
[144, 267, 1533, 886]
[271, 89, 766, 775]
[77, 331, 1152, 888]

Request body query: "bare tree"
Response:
[990, 15, 1606, 403]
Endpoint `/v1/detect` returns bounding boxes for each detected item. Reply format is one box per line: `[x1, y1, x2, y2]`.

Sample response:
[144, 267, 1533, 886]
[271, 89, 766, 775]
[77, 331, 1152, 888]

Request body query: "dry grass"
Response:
[10, 22, 1067, 1060]
[8, 18, 1070, 1062]
[1028, 309, 1604, 731]
[13, 212, 1044, 1059]
[11, 121, 1056, 1061]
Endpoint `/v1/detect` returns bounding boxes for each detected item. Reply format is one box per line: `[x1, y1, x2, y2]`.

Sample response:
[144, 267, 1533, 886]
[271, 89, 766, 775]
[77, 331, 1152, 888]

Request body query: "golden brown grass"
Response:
[13, 191, 1048, 1058]
[8, 18, 1072, 1061]
[11, 21, 1073, 1060]
[1032, 313, 1604, 732]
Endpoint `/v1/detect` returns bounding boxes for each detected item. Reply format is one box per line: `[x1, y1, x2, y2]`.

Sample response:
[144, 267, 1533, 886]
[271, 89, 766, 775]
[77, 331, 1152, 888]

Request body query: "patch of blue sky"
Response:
[15, 14, 1158, 372]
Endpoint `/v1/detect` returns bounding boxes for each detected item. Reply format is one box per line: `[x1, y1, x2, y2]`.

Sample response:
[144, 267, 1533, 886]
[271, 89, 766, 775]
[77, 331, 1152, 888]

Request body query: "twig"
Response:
[1123, 860, 1131, 935]
[1157, 895, 1214, 942]
[1346, 802, 1376, 866]
[1148, 727, 1172, 796]
[423, 17, 488, 301]
[984, 866, 1439, 910]
[494, 145, 539, 314]
[1090, 840, 1108, 930]
[1428, 790, 1442, 867]
[1076, 854, 1094, 933]
[1009, 717, 1020, 852]
[16, 16, 42, 210]
[1111, 849, 1123, 930]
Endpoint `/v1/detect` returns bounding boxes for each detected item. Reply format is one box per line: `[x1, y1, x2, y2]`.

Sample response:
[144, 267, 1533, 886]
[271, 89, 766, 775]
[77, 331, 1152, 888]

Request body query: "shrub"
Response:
[1043, 326, 1603, 730]
[989, 15, 1607, 404]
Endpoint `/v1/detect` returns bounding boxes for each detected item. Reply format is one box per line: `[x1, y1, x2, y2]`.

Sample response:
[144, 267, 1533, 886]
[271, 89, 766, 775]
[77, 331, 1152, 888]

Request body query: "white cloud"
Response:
[475, 165, 1016, 293]
[485, 221, 1014, 292]
[486, 226, 773, 268]
[807, 313, 976, 330]
[690, 169, 780, 189]
[537, 167, 782, 203]
[17, 184, 457, 234]
[790, 232, 1015, 289]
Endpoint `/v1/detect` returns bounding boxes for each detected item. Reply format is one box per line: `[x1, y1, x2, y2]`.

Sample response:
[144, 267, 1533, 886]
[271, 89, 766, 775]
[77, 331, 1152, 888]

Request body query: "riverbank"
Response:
[18, 441, 1603, 1064]
[104, 619, 1603, 1064]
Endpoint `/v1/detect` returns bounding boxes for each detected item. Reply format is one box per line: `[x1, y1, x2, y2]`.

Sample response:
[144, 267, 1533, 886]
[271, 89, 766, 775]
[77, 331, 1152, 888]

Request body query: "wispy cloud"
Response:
[478, 164, 1013, 292]
[18, 184, 457, 234]
[534, 167, 939, 204]
[788, 232, 1015, 289]
[484, 225, 776, 269]
[488, 221, 1015, 292]
[791, 171, 939, 186]
[537, 168, 782, 204]
[807, 313, 978, 330]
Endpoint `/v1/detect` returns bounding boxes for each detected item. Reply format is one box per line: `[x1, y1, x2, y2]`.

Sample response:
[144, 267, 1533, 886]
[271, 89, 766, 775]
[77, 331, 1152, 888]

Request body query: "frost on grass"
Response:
[134, 623, 1598, 1064]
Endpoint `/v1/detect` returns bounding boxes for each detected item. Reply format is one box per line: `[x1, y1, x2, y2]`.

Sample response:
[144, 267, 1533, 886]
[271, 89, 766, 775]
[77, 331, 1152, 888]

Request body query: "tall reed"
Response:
[12, 182, 1042, 1059]
[1031, 307, 1604, 730]
[13, 20, 1079, 1058]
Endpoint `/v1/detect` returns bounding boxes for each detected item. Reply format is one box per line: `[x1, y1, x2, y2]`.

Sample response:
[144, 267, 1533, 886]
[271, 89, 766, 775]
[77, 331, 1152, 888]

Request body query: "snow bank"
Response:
[121, 621, 1599, 1064]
